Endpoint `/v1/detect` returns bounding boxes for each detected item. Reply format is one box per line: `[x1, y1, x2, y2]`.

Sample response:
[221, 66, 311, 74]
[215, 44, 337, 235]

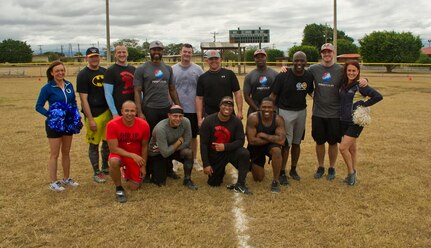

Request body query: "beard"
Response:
[150, 53, 162, 61]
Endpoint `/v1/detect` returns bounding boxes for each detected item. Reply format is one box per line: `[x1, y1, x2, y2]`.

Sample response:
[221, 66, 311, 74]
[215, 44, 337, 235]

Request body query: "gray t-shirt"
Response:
[148, 118, 192, 158]
[243, 67, 278, 113]
[172, 63, 203, 113]
[308, 63, 343, 118]
[133, 61, 173, 109]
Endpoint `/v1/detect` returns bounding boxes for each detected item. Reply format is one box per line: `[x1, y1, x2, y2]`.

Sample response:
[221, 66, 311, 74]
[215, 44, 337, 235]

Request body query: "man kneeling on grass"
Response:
[246, 97, 286, 193]
[200, 96, 252, 195]
[106, 101, 150, 203]
[147, 105, 198, 190]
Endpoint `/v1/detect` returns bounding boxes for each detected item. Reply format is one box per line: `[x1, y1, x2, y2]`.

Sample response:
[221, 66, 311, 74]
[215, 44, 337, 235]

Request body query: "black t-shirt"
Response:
[76, 66, 108, 117]
[104, 64, 136, 115]
[196, 68, 240, 115]
[272, 70, 314, 111]
[199, 113, 245, 166]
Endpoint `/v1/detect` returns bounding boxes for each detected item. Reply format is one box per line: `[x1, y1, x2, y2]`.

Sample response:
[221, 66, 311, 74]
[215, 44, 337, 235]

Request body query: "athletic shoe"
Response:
[279, 173, 289, 186]
[143, 174, 151, 183]
[289, 170, 301, 181]
[167, 171, 181, 180]
[345, 172, 357, 186]
[115, 190, 127, 203]
[62, 178, 79, 187]
[226, 184, 236, 190]
[314, 167, 325, 179]
[193, 160, 203, 172]
[271, 180, 281, 193]
[327, 167, 336, 181]
[233, 183, 253, 195]
[101, 168, 110, 175]
[50, 181, 65, 192]
[93, 172, 106, 183]
[344, 170, 357, 183]
[183, 179, 198, 190]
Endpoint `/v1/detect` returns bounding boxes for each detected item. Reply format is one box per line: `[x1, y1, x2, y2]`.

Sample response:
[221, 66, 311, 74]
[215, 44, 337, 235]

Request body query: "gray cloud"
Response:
[1, 0, 430, 52]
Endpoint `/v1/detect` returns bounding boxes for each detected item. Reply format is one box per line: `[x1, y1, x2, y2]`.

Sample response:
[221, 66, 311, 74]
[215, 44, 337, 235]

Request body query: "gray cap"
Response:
[149, 40, 164, 50]
[206, 50, 220, 59]
[320, 43, 334, 52]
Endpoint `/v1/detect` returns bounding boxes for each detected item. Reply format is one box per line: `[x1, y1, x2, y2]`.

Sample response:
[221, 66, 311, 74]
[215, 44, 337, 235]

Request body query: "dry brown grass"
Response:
[1, 70, 430, 247]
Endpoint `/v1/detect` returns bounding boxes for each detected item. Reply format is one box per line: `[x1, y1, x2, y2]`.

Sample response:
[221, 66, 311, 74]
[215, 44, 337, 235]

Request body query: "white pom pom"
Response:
[352, 106, 371, 127]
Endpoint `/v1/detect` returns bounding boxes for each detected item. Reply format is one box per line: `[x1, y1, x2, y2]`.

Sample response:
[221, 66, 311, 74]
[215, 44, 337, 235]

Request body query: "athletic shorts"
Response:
[109, 153, 142, 183]
[248, 143, 282, 167]
[85, 109, 112, 145]
[184, 113, 198, 138]
[311, 116, 341, 145]
[45, 120, 72, 138]
[341, 121, 363, 138]
[279, 108, 306, 146]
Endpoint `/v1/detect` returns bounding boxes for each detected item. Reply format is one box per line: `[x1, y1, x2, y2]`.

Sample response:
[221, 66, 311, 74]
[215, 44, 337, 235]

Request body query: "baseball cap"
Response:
[320, 43, 334, 52]
[149, 40, 164, 50]
[206, 50, 221, 59]
[220, 96, 234, 106]
[86, 47, 100, 57]
[254, 49, 267, 57]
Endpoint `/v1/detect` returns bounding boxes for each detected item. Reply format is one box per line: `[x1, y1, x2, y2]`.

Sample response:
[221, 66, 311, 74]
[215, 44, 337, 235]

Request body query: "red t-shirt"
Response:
[106, 117, 150, 155]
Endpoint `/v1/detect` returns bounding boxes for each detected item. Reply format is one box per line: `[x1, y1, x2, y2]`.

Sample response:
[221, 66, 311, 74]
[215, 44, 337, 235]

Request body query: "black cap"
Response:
[86, 47, 100, 57]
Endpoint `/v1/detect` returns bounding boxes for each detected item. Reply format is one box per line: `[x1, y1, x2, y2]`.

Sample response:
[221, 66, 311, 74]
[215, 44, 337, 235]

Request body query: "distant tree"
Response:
[127, 47, 145, 62]
[359, 31, 422, 72]
[0, 39, 33, 63]
[113, 38, 140, 48]
[417, 53, 431, 64]
[164, 43, 184, 55]
[43, 51, 65, 62]
[288, 45, 320, 62]
[266, 49, 285, 62]
[74, 52, 83, 56]
[302, 23, 354, 50]
[337, 39, 358, 55]
[245, 49, 255, 61]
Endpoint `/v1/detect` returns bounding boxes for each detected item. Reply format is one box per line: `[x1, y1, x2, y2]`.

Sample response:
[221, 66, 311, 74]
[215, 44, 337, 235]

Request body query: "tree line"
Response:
[1, 23, 429, 72]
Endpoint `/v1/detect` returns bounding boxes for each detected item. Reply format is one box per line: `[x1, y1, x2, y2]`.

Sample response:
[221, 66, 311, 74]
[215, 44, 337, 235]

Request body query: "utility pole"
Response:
[106, 0, 111, 63]
[428, 39, 431, 47]
[333, 0, 338, 62]
[38, 45, 42, 55]
[210, 32, 219, 42]
[60, 45, 64, 55]
[77, 44, 80, 55]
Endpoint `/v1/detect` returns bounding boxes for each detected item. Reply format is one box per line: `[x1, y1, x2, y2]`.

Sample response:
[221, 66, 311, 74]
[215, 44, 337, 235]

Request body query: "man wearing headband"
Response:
[199, 97, 252, 195]
[147, 105, 197, 190]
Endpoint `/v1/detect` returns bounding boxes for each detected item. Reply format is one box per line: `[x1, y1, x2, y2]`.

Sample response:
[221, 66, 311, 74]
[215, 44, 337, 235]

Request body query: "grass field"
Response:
[0, 69, 430, 247]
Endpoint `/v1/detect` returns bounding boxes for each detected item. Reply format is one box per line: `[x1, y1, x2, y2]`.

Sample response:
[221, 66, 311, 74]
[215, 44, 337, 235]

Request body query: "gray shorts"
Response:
[279, 108, 306, 146]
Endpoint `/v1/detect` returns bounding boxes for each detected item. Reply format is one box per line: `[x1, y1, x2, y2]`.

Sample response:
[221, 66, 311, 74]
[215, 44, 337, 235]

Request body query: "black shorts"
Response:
[143, 106, 171, 132]
[45, 120, 72, 138]
[184, 113, 198, 138]
[311, 116, 341, 145]
[248, 143, 282, 167]
[341, 121, 363, 138]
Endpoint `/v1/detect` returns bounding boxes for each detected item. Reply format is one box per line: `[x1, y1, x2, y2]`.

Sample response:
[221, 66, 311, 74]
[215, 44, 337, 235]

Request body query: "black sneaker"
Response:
[168, 171, 181, 180]
[233, 183, 253, 195]
[314, 166, 325, 179]
[183, 179, 198, 190]
[289, 170, 301, 181]
[226, 184, 236, 190]
[327, 167, 336, 181]
[279, 173, 289, 186]
[345, 172, 356, 186]
[115, 190, 127, 203]
[270, 180, 281, 193]
[101, 168, 110, 175]
[143, 174, 151, 183]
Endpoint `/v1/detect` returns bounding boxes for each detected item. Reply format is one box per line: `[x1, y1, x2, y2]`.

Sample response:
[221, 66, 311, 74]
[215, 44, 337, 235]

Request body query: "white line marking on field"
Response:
[230, 168, 251, 248]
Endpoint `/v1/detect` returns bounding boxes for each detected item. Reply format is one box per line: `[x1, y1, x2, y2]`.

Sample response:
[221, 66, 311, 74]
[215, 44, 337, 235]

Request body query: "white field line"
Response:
[230, 168, 251, 248]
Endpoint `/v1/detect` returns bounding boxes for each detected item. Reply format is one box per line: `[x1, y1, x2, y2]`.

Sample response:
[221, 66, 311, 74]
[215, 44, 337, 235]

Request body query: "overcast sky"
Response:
[1, 0, 430, 53]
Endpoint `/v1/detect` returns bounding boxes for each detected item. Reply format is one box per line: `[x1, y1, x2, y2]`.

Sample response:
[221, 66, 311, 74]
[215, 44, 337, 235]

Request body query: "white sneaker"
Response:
[193, 160, 203, 171]
[172, 160, 183, 172]
[50, 181, 65, 192]
[62, 178, 79, 187]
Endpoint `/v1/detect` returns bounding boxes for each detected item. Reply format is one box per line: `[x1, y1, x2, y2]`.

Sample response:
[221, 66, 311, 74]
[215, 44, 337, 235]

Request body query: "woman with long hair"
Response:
[339, 60, 383, 185]
[36, 61, 82, 192]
